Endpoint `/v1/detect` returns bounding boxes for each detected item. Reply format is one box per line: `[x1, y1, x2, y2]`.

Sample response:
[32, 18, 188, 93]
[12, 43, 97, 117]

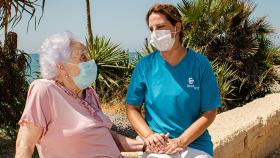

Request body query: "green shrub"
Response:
[0, 32, 30, 140]
[178, 0, 280, 111]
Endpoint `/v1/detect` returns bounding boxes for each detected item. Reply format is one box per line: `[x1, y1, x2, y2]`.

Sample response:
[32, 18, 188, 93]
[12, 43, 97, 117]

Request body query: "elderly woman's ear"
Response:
[55, 64, 70, 80]
[56, 64, 64, 70]
[56, 64, 66, 75]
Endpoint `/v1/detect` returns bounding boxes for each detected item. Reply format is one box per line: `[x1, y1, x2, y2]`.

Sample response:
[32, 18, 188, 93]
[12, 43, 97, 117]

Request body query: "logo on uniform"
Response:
[188, 77, 194, 85]
[187, 77, 200, 90]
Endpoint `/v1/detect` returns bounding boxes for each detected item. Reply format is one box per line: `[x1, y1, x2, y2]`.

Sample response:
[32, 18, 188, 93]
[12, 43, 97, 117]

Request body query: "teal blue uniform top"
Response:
[126, 49, 221, 156]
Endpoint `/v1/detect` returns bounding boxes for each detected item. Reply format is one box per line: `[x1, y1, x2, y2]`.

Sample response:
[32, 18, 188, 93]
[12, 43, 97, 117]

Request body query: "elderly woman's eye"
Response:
[81, 55, 88, 62]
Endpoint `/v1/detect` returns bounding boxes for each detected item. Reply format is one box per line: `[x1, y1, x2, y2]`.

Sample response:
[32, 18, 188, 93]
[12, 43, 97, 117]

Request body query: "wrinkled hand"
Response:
[164, 138, 185, 155]
[144, 133, 170, 153]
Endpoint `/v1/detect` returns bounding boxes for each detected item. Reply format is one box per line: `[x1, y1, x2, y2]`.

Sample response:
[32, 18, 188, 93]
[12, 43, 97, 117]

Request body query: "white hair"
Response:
[40, 31, 81, 79]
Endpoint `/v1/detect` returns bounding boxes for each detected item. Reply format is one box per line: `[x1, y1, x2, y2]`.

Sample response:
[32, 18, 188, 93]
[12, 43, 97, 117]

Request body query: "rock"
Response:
[270, 66, 280, 93]
[106, 113, 137, 138]
[270, 82, 280, 93]
[269, 148, 280, 158]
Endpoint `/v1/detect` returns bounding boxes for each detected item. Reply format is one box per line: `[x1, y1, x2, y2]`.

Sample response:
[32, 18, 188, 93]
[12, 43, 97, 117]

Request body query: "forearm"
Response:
[15, 123, 42, 158]
[111, 131, 143, 152]
[178, 109, 217, 147]
[15, 147, 34, 158]
[126, 105, 153, 139]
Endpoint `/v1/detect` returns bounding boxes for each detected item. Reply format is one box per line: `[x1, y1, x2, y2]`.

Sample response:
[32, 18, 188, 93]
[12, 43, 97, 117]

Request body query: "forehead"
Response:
[71, 42, 87, 56]
[71, 42, 86, 51]
[148, 12, 170, 27]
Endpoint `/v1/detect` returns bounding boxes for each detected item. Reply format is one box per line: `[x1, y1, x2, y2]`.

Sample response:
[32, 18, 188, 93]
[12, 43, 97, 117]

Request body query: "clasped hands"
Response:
[143, 133, 185, 155]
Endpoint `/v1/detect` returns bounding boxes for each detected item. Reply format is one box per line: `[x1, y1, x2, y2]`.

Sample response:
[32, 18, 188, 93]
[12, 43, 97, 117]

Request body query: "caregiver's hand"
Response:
[164, 138, 185, 155]
[144, 133, 170, 153]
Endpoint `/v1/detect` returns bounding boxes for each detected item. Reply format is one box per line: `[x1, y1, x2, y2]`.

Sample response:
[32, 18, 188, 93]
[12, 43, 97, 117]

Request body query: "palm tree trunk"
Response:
[86, 0, 94, 44]
[4, 8, 9, 38]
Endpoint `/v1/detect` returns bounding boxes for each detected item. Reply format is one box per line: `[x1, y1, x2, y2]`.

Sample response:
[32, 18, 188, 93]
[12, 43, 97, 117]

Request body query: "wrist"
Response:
[177, 136, 187, 148]
[143, 132, 153, 140]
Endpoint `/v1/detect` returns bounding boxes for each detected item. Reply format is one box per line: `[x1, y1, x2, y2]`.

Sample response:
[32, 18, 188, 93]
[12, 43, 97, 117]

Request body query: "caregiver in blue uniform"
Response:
[126, 3, 221, 158]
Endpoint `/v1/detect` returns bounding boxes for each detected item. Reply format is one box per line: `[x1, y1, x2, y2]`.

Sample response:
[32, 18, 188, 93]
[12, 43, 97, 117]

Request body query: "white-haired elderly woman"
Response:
[15, 32, 143, 158]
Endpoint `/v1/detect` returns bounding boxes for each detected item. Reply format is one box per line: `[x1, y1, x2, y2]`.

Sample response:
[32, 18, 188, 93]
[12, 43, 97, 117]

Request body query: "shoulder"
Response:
[136, 50, 158, 68]
[188, 49, 214, 77]
[133, 51, 158, 75]
[188, 48, 210, 64]
[28, 79, 56, 95]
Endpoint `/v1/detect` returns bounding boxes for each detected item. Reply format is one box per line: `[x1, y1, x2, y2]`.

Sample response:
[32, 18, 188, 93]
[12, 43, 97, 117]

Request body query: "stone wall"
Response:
[209, 93, 280, 158]
[122, 93, 280, 157]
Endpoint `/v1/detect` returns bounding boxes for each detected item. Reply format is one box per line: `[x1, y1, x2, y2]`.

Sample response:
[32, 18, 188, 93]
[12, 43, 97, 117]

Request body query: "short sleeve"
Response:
[125, 61, 146, 106]
[19, 80, 52, 132]
[200, 59, 221, 113]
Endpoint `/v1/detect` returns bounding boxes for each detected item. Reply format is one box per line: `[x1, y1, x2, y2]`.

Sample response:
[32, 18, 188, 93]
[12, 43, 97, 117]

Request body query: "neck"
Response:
[56, 76, 83, 97]
[160, 41, 187, 63]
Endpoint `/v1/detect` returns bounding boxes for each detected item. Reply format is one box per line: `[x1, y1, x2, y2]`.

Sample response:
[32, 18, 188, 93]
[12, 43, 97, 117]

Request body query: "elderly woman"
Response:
[15, 32, 143, 158]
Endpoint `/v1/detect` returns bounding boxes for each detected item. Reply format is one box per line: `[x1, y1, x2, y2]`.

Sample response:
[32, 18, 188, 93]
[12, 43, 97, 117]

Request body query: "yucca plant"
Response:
[211, 60, 238, 111]
[130, 38, 156, 68]
[87, 36, 131, 101]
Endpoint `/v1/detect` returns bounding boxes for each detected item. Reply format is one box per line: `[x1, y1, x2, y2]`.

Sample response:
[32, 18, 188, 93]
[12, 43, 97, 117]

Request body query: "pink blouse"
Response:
[19, 79, 122, 158]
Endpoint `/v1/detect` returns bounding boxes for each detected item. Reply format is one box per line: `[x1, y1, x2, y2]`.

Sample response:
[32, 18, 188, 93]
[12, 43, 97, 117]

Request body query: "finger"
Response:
[178, 147, 184, 152]
[145, 146, 151, 152]
[147, 135, 158, 146]
[158, 144, 167, 152]
[151, 135, 163, 147]
[157, 133, 166, 142]
[154, 147, 161, 154]
[164, 143, 173, 153]
[157, 147, 167, 154]
[155, 134, 166, 146]
[146, 144, 155, 153]
[165, 145, 177, 155]
[144, 139, 150, 147]
[171, 147, 184, 154]
[145, 138, 154, 149]
[165, 132, 170, 140]
[148, 144, 160, 153]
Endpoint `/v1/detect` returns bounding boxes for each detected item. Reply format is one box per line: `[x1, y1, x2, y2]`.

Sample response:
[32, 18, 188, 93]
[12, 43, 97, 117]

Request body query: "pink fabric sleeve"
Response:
[19, 80, 52, 134]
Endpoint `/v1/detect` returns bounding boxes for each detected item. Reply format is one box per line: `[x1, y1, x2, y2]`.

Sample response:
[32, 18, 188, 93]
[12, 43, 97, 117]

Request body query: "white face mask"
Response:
[150, 29, 176, 52]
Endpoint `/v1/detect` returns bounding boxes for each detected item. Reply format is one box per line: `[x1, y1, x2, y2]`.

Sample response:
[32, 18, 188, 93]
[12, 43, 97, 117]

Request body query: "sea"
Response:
[26, 54, 39, 82]
[26, 52, 139, 83]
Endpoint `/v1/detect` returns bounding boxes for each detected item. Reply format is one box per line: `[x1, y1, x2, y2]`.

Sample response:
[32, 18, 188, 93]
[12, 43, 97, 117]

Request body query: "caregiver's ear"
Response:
[175, 22, 182, 32]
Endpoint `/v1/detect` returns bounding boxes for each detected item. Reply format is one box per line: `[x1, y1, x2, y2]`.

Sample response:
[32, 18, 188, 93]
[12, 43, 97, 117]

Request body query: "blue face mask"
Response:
[72, 60, 97, 90]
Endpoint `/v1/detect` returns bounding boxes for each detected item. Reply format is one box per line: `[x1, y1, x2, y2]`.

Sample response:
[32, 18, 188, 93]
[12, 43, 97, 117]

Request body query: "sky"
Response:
[0, 0, 279, 54]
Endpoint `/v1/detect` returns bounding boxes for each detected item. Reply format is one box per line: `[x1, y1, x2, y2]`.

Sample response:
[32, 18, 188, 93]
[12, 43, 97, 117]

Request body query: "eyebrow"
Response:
[149, 24, 166, 31]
